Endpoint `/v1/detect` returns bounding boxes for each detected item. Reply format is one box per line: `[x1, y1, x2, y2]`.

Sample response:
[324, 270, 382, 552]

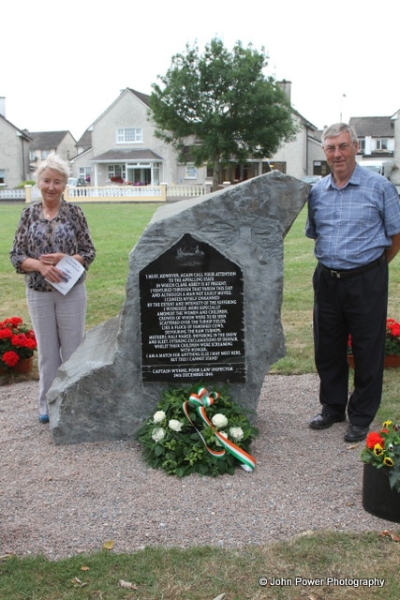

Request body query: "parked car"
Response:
[67, 177, 87, 187]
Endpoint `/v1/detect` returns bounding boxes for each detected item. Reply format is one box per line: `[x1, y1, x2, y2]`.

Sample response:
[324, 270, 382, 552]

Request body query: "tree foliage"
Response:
[149, 38, 298, 189]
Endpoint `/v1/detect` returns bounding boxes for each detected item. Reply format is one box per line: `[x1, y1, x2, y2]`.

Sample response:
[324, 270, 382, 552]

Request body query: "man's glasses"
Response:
[324, 143, 355, 155]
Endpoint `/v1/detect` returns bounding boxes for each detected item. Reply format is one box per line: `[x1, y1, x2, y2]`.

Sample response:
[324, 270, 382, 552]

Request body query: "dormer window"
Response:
[116, 128, 143, 143]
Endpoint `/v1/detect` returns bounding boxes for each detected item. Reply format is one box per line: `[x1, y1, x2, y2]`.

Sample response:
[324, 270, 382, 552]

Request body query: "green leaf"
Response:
[154, 445, 165, 457]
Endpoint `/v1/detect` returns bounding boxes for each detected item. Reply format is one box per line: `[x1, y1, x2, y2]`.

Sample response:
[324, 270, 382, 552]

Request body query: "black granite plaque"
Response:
[140, 233, 245, 382]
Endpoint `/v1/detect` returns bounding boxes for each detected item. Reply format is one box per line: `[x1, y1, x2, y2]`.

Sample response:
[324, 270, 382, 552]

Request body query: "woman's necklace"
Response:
[43, 204, 60, 220]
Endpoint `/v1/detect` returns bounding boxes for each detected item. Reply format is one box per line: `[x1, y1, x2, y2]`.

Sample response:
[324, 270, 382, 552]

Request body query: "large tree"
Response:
[149, 38, 298, 190]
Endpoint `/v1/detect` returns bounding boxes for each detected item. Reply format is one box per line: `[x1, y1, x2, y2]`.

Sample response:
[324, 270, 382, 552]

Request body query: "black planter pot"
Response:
[362, 463, 400, 523]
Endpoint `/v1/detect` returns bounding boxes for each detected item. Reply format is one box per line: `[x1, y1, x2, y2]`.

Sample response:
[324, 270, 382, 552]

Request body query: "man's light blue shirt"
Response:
[305, 164, 400, 269]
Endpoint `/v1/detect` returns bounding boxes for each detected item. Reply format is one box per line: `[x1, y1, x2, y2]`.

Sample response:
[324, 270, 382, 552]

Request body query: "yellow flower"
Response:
[383, 420, 392, 428]
[383, 457, 395, 467]
[373, 444, 384, 456]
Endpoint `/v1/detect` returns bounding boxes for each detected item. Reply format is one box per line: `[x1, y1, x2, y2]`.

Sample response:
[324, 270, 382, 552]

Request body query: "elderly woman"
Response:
[10, 154, 96, 423]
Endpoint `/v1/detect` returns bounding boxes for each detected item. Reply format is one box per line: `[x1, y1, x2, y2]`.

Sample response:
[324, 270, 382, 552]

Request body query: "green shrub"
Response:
[15, 180, 36, 189]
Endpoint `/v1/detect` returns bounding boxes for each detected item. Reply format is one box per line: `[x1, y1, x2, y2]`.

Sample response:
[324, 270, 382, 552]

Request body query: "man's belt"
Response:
[319, 254, 386, 279]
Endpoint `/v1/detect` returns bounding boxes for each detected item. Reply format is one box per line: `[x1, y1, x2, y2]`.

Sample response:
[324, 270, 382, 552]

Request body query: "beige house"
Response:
[269, 111, 323, 179]
[29, 130, 77, 173]
[0, 97, 31, 188]
[71, 85, 322, 186]
[72, 89, 179, 186]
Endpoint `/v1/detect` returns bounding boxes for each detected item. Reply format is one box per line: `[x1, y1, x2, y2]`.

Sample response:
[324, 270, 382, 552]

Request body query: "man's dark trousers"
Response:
[312, 258, 388, 427]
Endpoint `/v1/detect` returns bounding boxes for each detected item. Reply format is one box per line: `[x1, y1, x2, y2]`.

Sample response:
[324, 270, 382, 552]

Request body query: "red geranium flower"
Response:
[11, 333, 30, 347]
[0, 328, 13, 340]
[1, 351, 20, 367]
[24, 338, 37, 350]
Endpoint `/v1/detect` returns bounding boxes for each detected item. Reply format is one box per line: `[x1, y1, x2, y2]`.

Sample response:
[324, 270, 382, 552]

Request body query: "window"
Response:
[79, 167, 92, 183]
[185, 165, 197, 179]
[359, 139, 365, 152]
[313, 161, 331, 176]
[376, 139, 388, 150]
[108, 164, 126, 180]
[153, 163, 161, 185]
[41, 150, 50, 159]
[29, 150, 37, 161]
[116, 128, 143, 143]
[0, 169, 5, 185]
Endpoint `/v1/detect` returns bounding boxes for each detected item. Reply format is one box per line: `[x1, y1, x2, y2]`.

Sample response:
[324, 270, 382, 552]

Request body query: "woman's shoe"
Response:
[38, 414, 49, 424]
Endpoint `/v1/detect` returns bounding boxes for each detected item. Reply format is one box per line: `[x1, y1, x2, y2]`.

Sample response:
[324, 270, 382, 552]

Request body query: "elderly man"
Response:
[306, 123, 400, 442]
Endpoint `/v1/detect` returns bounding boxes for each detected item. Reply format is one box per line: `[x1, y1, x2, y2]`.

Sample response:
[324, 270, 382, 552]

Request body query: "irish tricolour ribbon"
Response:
[182, 387, 256, 472]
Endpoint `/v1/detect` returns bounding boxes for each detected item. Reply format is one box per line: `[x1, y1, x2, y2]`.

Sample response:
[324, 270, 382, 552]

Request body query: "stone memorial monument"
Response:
[48, 171, 309, 444]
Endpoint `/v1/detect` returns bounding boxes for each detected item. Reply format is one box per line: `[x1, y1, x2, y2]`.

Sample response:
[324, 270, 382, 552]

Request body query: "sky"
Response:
[2, 0, 399, 141]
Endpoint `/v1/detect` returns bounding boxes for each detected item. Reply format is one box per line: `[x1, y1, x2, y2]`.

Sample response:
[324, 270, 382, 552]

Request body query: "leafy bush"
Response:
[15, 180, 36, 189]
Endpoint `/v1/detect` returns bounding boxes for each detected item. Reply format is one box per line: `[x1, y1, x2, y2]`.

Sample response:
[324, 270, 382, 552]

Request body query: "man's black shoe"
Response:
[309, 413, 346, 430]
[344, 424, 369, 443]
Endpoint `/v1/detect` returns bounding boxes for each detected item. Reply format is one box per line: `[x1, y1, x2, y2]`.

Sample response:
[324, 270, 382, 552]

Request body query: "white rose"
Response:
[212, 413, 228, 428]
[151, 427, 165, 442]
[168, 419, 183, 432]
[153, 410, 166, 423]
[229, 426, 244, 441]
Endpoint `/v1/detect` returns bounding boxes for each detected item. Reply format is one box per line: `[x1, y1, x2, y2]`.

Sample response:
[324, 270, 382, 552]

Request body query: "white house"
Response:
[0, 97, 31, 188]
[72, 89, 179, 187]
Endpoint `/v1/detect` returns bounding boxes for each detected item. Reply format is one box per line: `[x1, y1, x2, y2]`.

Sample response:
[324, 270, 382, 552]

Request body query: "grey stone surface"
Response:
[48, 171, 309, 444]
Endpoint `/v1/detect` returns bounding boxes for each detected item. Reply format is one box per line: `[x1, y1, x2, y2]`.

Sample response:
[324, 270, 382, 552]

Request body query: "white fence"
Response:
[0, 189, 26, 200]
[166, 185, 210, 198]
[3, 184, 210, 203]
[65, 184, 209, 201]
[66, 185, 165, 201]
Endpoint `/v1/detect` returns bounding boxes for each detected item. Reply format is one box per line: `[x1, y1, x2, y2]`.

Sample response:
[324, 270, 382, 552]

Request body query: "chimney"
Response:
[0, 96, 5, 118]
[277, 80, 292, 104]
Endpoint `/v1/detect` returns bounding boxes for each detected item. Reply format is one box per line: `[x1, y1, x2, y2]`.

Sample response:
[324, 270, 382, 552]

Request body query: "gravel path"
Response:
[0, 375, 397, 560]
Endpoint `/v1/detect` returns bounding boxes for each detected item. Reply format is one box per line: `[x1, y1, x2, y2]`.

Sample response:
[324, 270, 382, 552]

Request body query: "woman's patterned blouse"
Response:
[10, 199, 96, 292]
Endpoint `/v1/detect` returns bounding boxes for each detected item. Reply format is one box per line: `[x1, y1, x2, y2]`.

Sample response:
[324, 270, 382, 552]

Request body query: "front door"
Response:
[127, 164, 151, 185]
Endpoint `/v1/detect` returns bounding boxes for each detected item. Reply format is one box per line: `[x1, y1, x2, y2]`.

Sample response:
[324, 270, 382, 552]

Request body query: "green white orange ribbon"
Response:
[182, 387, 256, 472]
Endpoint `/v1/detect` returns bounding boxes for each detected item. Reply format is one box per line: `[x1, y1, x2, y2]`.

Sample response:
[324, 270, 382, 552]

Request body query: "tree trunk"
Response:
[212, 159, 220, 192]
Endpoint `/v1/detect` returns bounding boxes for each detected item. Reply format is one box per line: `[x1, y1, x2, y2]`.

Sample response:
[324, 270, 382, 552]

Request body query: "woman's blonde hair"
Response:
[35, 153, 70, 184]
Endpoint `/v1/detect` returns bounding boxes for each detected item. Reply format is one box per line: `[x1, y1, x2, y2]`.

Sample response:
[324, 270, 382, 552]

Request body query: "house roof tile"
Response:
[76, 129, 92, 148]
[29, 131, 75, 149]
[91, 149, 162, 162]
[349, 116, 394, 137]
[0, 114, 31, 140]
[128, 88, 150, 106]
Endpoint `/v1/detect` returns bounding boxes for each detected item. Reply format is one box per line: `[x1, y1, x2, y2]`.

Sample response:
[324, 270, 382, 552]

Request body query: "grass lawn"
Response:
[1, 201, 400, 599]
[1, 532, 400, 600]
